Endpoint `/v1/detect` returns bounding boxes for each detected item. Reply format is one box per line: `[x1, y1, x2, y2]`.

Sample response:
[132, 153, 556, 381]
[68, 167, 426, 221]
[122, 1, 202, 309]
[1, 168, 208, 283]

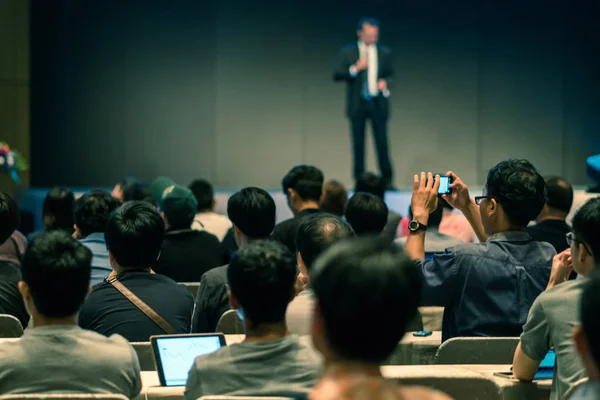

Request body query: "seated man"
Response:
[513, 198, 600, 399]
[185, 241, 321, 398]
[355, 172, 402, 242]
[286, 214, 354, 335]
[189, 179, 232, 241]
[0, 231, 141, 396]
[192, 187, 276, 333]
[319, 180, 348, 216]
[310, 238, 451, 400]
[405, 160, 555, 341]
[79, 201, 194, 341]
[73, 191, 121, 286]
[154, 184, 227, 282]
[344, 192, 388, 237]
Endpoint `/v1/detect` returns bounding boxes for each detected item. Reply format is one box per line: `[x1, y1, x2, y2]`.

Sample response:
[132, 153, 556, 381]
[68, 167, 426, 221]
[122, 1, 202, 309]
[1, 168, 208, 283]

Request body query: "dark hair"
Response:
[189, 179, 214, 211]
[485, 159, 547, 227]
[296, 214, 354, 274]
[21, 231, 92, 317]
[544, 176, 574, 215]
[227, 240, 296, 325]
[227, 187, 276, 239]
[572, 197, 600, 260]
[357, 17, 380, 30]
[344, 193, 388, 236]
[122, 183, 153, 204]
[105, 201, 164, 269]
[282, 165, 324, 202]
[42, 187, 75, 233]
[0, 191, 20, 244]
[320, 180, 348, 216]
[355, 172, 386, 199]
[312, 238, 422, 363]
[408, 202, 443, 227]
[73, 191, 121, 237]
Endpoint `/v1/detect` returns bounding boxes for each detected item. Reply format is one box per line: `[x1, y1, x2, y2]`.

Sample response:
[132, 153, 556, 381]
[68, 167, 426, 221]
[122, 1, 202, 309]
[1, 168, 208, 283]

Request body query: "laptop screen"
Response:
[534, 349, 556, 380]
[154, 335, 225, 386]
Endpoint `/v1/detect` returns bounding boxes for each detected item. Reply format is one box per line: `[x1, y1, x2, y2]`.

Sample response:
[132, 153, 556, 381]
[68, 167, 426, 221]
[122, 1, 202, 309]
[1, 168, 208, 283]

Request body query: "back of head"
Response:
[105, 201, 165, 269]
[227, 187, 276, 239]
[189, 179, 214, 212]
[227, 240, 296, 325]
[159, 185, 198, 230]
[572, 197, 600, 260]
[428, 201, 444, 227]
[0, 191, 19, 244]
[486, 159, 547, 227]
[355, 172, 386, 200]
[42, 187, 75, 233]
[344, 192, 388, 236]
[122, 183, 153, 204]
[296, 214, 355, 274]
[312, 238, 422, 363]
[73, 190, 121, 237]
[282, 165, 324, 202]
[21, 231, 92, 317]
[150, 176, 176, 205]
[580, 270, 600, 370]
[320, 180, 348, 216]
[544, 176, 574, 216]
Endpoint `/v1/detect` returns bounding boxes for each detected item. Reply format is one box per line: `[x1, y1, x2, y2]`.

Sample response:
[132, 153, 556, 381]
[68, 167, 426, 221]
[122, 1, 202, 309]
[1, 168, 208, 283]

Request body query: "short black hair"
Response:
[357, 17, 380, 30]
[544, 176, 574, 215]
[485, 159, 547, 227]
[355, 172, 386, 199]
[189, 179, 214, 211]
[572, 197, 600, 260]
[42, 187, 75, 233]
[0, 191, 19, 244]
[580, 270, 600, 369]
[320, 180, 348, 217]
[227, 240, 296, 326]
[21, 231, 92, 318]
[295, 214, 354, 274]
[105, 201, 165, 269]
[227, 187, 276, 239]
[344, 192, 388, 236]
[282, 165, 324, 202]
[312, 238, 422, 363]
[409, 202, 443, 227]
[122, 183, 153, 204]
[73, 191, 121, 237]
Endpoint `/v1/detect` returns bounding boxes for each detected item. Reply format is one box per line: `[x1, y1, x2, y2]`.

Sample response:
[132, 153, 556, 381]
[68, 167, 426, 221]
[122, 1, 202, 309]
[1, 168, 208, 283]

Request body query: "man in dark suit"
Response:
[333, 17, 394, 188]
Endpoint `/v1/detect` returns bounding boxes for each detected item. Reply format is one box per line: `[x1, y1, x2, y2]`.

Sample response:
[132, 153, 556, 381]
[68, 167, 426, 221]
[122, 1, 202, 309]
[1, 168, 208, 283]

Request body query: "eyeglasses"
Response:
[474, 196, 493, 206]
[566, 232, 593, 256]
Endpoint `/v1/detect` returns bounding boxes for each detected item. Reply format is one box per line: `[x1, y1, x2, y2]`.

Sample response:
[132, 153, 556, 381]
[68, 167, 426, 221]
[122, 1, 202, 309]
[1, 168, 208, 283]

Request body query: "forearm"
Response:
[405, 213, 428, 261]
[512, 342, 540, 382]
[462, 200, 488, 242]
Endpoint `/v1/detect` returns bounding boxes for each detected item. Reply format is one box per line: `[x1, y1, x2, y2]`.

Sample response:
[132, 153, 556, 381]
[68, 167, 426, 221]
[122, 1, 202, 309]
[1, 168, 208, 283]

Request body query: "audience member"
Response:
[149, 176, 176, 206]
[220, 227, 238, 256]
[513, 198, 600, 399]
[73, 191, 121, 286]
[310, 238, 452, 400]
[122, 182, 153, 204]
[272, 165, 324, 253]
[287, 214, 354, 335]
[0, 231, 141, 396]
[528, 176, 574, 253]
[405, 160, 554, 341]
[79, 201, 194, 341]
[344, 192, 388, 237]
[0, 230, 26, 267]
[34, 187, 75, 237]
[111, 176, 138, 201]
[438, 199, 476, 243]
[189, 179, 232, 241]
[154, 185, 226, 282]
[319, 180, 348, 216]
[355, 172, 402, 242]
[193, 187, 276, 333]
[396, 203, 463, 254]
[185, 240, 321, 399]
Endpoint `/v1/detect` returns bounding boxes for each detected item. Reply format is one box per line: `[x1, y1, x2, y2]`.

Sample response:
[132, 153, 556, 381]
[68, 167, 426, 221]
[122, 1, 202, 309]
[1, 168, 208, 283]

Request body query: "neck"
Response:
[32, 314, 78, 328]
[244, 321, 289, 342]
[197, 208, 213, 214]
[536, 213, 566, 223]
[295, 201, 319, 214]
[115, 266, 151, 275]
[323, 359, 382, 378]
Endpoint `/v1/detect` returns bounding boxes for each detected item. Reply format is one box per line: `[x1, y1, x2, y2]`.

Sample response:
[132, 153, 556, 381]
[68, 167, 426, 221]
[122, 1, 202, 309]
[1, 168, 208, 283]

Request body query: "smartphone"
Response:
[412, 330, 433, 337]
[437, 175, 451, 195]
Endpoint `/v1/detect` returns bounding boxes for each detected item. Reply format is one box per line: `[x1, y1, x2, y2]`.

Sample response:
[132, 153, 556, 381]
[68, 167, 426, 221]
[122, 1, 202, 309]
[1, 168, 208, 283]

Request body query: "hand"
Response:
[442, 171, 471, 211]
[377, 79, 387, 91]
[548, 249, 573, 288]
[411, 172, 440, 223]
[355, 58, 369, 71]
[294, 273, 309, 296]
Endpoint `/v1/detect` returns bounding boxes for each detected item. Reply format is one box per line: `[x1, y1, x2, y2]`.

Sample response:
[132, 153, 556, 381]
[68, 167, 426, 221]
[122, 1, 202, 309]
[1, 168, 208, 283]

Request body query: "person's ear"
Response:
[228, 289, 241, 310]
[160, 212, 168, 225]
[108, 252, 118, 268]
[73, 225, 81, 239]
[297, 252, 308, 278]
[18, 281, 30, 302]
[578, 243, 588, 266]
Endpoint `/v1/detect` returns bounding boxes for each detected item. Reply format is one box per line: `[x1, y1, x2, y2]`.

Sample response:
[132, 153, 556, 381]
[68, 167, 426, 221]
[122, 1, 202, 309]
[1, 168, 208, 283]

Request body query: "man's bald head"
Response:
[544, 176, 574, 216]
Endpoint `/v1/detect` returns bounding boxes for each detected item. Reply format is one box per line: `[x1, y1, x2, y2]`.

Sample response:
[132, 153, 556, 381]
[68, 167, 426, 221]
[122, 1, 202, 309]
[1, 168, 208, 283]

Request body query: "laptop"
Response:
[493, 349, 555, 380]
[151, 333, 227, 387]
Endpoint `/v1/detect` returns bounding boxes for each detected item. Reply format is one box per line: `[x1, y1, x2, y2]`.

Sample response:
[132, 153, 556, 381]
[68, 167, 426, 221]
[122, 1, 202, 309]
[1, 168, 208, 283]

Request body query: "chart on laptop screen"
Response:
[158, 336, 223, 386]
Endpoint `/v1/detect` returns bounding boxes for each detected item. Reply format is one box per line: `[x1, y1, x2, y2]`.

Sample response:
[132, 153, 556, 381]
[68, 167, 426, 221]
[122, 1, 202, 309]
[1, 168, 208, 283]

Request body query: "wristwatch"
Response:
[408, 220, 428, 233]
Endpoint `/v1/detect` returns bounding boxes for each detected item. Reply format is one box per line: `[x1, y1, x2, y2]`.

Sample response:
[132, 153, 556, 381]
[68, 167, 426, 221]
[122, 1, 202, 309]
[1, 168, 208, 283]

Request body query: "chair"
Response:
[434, 337, 519, 364]
[0, 395, 129, 400]
[564, 377, 589, 400]
[406, 308, 423, 332]
[199, 397, 293, 400]
[131, 342, 156, 371]
[0, 314, 24, 338]
[180, 282, 200, 300]
[216, 310, 245, 334]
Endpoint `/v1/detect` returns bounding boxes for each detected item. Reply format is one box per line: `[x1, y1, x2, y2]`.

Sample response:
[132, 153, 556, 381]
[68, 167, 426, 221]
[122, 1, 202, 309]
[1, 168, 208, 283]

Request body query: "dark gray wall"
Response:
[31, 0, 600, 189]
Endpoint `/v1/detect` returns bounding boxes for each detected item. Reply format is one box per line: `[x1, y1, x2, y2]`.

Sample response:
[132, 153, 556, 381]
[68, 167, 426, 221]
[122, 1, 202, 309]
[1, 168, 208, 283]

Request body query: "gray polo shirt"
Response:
[0, 325, 141, 397]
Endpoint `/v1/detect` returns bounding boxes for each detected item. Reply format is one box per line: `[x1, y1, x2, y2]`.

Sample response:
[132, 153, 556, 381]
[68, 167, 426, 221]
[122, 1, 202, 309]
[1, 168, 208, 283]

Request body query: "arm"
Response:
[128, 345, 143, 398]
[513, 343, 541, 382]
[333, 47, 361, 82]
[512, 296, 548, 381]
[546, 249, 572, 290]
[184, 363, 203, 400]
[442, 171, 488, 242]
[378, 46, 394, 87]
[460, 200, 488, 242]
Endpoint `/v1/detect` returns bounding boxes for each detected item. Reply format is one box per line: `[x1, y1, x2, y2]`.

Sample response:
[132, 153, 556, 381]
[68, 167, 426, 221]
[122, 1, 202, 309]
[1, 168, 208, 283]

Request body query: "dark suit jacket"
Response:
[333, 43, 394, 119]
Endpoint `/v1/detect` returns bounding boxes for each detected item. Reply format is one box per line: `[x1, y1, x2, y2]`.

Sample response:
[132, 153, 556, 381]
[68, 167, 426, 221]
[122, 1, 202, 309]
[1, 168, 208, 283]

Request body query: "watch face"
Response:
[408, 220, 419, 231]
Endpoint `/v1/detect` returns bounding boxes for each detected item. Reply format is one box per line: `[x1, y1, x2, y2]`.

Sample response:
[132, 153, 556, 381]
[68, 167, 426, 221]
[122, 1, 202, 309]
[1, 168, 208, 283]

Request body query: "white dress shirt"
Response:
[349, 42, 389, 98]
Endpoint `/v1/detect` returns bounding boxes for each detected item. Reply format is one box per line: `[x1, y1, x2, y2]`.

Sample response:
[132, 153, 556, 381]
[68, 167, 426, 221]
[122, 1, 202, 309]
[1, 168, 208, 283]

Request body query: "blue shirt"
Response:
[79, 233, 112, 286]
[416, 231, 555, 341]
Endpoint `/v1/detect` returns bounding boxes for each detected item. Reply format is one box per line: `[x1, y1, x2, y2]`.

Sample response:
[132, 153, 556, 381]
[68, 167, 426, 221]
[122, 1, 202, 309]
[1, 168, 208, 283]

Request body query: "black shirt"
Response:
[154, 229, 228, 283]
[79, 271, 194, 342]
[270, 208, 323, 254]
[191, 264, 230, 333]
[528, 219, 571, 253]
[0, 261, 29, 329]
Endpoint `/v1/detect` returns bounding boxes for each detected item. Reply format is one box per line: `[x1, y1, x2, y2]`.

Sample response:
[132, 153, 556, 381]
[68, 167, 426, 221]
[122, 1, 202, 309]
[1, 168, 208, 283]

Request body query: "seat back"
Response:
[0, 395, 129, 400]
[216, 310, 244, 334]
[434, 337, 519, 364]
[180, 282, 200, 300]
[0, 314, 23, 338]
[131, 342, 155, 371]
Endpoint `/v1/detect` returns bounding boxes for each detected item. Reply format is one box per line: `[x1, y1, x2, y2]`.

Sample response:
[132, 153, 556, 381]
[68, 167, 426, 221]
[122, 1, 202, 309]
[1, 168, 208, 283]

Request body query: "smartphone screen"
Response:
[438, 176, 451, 195]
[412, 331, 433, 337]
